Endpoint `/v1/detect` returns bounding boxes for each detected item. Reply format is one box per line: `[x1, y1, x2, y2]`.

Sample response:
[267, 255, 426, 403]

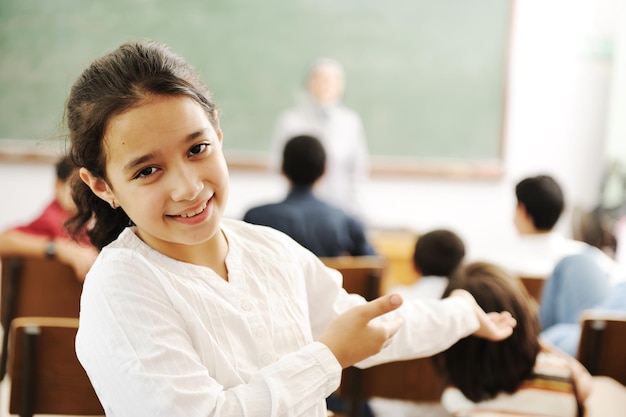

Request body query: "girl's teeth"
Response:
[180, 202, 206, 217]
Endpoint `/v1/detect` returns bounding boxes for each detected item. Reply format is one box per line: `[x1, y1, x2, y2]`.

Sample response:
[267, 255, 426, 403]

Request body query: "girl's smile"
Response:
[168, 199, 212, 225]
[171, 199, 208, 218]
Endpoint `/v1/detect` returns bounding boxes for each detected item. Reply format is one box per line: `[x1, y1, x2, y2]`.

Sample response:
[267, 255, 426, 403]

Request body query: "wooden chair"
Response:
[335, 357, 445, 417]
[584, 376, 626, 417]
[7, 316, 104, 416]
[368, 229, 420, 294]
[518, 275, 545, 302]
[357, 357, 444, 402]
[320, 256, 387, 301]
[322, 256, 444, 417]
[0, 256, 83, 381]
[576, 310, 626, 386]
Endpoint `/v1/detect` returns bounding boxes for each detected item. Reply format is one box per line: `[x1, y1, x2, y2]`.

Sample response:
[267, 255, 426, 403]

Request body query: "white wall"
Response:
[0, 0, 622, 262]
[605, 0, 626, 161]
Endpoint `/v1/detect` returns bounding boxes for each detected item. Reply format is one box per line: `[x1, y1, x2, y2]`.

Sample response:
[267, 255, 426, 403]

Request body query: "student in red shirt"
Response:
[0, 155, 98, 280]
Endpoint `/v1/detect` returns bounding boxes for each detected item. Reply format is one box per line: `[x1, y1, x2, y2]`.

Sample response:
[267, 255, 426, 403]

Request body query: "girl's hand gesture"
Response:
[319, 293, 404, 368]
[450, 289, 517, 341]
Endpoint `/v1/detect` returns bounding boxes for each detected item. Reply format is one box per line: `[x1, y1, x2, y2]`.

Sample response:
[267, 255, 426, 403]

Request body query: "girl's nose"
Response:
[169, 164, 203, 202]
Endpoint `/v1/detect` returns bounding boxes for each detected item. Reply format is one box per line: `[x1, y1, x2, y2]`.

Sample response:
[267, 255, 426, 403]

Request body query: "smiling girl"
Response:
[67, 40, 515, 417]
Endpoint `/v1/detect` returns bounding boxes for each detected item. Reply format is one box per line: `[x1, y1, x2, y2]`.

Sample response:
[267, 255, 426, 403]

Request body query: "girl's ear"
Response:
[79, 167, 115, 205]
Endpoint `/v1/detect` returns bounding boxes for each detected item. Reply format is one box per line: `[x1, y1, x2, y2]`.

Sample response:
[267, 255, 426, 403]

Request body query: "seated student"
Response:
[388, 229, 465, 299]
[540, 252, 612, 356]
[487, 174, 621, 283]
[540, 257, 626, 358]
[595, 279, 626, 311]
[0, 155, 98, 280]
[540, 280, 626, 360]
[436, 261, 592, 417]
[244, 134, 375, 257]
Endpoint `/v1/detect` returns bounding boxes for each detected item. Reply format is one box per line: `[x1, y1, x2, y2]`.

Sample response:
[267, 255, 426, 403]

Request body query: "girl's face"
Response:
[81, 95, 229, 258]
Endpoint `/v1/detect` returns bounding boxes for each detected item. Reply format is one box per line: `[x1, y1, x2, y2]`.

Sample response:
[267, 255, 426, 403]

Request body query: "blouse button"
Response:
[241, 300, 253, 311]
[255, 327, 267, 338]
[261, 353, 274, 365]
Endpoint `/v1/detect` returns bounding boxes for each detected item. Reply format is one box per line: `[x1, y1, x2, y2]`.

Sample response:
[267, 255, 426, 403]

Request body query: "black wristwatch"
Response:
[45, 241, 56, 259]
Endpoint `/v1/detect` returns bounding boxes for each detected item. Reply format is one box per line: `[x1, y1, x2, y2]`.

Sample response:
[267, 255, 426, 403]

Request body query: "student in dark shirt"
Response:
[244, 135, 375, 257]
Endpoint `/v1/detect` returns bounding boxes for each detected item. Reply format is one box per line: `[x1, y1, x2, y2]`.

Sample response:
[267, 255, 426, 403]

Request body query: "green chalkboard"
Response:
[0, 0, 511, 168]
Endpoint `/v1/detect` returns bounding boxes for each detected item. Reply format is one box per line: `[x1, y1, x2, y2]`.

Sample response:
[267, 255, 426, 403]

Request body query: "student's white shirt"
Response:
[388, 276, 449, 300]
[75, 218, 479, 417]
[478, 231, 624, 284]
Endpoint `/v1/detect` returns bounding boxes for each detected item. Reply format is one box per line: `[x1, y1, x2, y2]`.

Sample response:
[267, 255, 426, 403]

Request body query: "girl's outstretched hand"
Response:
[319, 293, 404, 368]
[450, 289, 517, 341]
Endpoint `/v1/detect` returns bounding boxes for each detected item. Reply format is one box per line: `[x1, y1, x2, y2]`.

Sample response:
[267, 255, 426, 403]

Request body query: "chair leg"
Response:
[345, 367, 364, 417]
[19, 326, 39, 417]
[586, 321, 606, 375]
[0, 323, 9, 381]
[0, 258, 21, 381]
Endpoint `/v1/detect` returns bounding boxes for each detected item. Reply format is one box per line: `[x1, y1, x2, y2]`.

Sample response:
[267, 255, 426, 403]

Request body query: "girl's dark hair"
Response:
[436, 262, 541, 403]
[64, 40, 218, 250]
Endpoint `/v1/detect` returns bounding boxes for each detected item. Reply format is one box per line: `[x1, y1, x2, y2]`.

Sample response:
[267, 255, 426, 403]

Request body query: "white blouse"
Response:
[76, 218, 478, 417]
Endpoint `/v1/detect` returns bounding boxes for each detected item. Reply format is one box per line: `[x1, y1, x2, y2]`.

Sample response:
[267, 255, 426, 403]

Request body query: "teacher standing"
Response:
[271, 58, 370, 218]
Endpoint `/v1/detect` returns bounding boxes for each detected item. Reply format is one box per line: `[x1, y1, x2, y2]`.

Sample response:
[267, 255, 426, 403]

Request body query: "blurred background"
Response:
[1, 0, 625, 263]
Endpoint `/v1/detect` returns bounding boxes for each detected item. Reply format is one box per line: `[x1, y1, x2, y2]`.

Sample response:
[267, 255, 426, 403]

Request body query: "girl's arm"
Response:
[303, 256, 516, 369]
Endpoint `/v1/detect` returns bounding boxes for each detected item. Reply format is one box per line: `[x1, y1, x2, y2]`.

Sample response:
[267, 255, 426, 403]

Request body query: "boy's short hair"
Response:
[281, 135, 326, 186]
[413, 229, 465, 277]
[515, 175, 564, 230]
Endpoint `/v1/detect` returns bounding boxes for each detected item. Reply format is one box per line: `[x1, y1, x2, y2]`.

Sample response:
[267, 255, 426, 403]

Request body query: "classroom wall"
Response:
[0, 0, 623, 262]
[606, 1, 626, 162]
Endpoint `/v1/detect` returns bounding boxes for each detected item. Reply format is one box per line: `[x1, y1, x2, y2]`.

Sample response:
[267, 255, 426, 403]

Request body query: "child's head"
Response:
[281, 135, 326, 187]
[514, 175, 564, 233]
[65, 40, 225, 250]
[412, 229, 465, 277]
[54, 155, 78, 213]
[437, 262, 540, 402]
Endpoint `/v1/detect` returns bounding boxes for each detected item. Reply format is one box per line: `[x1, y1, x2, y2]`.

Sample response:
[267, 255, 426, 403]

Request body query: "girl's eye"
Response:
[188, 143, 209, 156]
[135, 166, 157, 179]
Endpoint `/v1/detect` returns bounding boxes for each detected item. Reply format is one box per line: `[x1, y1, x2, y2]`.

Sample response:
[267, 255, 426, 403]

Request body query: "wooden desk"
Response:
[368, 229, 420, 294]
[585, 376, 626, 417]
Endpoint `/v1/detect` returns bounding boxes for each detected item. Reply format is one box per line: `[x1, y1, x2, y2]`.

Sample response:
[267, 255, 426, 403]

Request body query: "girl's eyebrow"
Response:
[185, 128, 210, 142]
[124, 152, 157, 173]
[122, 128, 211, 173]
